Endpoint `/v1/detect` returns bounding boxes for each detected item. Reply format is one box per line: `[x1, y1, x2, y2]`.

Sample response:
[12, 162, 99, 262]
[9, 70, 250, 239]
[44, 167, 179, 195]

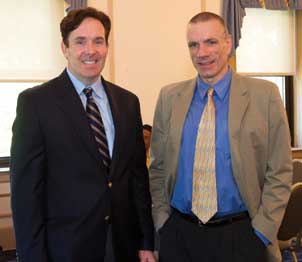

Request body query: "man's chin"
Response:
[199, 73, 215, 81]
[80, 74, 101, 85]
[83, 71, 102, 79]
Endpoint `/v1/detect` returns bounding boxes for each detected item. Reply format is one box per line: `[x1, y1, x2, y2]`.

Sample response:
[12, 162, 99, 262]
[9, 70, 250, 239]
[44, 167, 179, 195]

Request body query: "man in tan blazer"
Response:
[149, 12, 292, 262]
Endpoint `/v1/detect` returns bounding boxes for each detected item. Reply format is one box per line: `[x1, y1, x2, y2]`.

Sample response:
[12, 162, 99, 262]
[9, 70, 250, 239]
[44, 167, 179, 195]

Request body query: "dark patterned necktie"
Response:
[83, 88, 110, 168]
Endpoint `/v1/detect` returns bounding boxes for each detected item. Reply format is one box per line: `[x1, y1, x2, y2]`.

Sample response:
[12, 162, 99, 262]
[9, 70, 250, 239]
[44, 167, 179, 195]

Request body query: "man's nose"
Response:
[196, 44, 209, 57]
[86, 42, 96, 53]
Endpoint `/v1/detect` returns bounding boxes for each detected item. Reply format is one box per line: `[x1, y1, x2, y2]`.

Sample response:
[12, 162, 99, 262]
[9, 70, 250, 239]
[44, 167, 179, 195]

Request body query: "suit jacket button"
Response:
[108, 182, 112, 188]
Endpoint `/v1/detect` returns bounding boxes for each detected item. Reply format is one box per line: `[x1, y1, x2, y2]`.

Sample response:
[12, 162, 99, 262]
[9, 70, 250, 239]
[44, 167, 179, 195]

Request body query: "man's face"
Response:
[61, 17, 108, 85]
[143, 129, 151, 152]
[187, 20, 232, 85]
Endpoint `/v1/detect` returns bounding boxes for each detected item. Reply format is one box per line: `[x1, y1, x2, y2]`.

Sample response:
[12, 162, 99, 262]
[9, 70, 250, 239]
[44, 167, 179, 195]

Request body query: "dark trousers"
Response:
[159, 211, 267, 262]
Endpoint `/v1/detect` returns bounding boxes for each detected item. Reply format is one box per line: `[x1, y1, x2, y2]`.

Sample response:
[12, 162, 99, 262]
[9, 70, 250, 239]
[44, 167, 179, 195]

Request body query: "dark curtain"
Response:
[289, 0, 302, 9]
[240, 0, 262, 7]
[222, 0, 246, 52]
[64, 0, 87, 13]
[264, 0, 288, 9]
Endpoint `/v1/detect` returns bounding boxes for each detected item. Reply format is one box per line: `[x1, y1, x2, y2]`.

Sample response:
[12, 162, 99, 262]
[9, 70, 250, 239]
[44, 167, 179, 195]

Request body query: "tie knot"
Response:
[208, 88, 214, 97]
[83, 88, 93, 99]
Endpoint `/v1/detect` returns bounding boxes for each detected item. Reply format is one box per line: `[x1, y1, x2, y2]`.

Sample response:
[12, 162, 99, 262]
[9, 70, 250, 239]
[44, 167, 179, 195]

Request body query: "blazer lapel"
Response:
[229, 72, 249, 140]
[229, 72, 250, 189]
[53, 70, 102, 164]
[170, 78, 196, 167]
[102, 79, 121, 178]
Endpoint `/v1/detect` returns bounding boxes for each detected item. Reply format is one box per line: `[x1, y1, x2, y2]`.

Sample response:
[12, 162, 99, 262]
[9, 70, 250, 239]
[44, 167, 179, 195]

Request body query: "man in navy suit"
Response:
[10, 7, 155, 262]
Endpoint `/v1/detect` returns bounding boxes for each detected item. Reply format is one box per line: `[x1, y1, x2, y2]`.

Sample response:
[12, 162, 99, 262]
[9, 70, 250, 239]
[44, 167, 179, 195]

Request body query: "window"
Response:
[236, 8, 295, 75]
[236, 8, 295, 145]
[0, 82, 42, 163]
[248, 75, 294, 146]
[0, 1, 65, 80]
[0, 1, 65, 166]
[253, 76, 285, 105]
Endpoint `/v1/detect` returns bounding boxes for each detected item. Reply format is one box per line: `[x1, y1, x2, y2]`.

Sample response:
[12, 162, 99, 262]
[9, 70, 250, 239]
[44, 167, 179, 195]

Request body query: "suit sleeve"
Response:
[10, 91, 48, 262]
[131, 97, 154, 251]
[149, 88, 171, 230]
[251, 85, 293, 242]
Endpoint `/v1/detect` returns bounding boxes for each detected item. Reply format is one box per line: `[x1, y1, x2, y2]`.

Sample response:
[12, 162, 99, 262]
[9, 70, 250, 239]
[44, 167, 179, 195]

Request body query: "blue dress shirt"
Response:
[171, 69, 246, 217]
[171, 69, 270, 246]
[66, 69, 115, 157]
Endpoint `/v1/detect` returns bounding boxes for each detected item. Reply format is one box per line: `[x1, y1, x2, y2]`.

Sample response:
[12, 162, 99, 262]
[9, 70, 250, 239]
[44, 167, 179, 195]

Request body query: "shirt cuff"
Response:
[254, 230, 271, 246]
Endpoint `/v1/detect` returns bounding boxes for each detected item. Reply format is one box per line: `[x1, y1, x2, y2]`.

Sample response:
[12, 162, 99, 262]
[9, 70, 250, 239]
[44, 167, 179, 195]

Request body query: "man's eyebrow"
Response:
[188, 38, 218, 45]
[204, 38, 218, 42]
[73, 36, 86, 41]
[95, 36, 105, 40]
[72, 36, 105, 41]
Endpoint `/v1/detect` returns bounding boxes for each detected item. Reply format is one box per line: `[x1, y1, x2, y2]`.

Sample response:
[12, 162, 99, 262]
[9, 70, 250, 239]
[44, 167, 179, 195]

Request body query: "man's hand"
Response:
[139, 250, 157, 262]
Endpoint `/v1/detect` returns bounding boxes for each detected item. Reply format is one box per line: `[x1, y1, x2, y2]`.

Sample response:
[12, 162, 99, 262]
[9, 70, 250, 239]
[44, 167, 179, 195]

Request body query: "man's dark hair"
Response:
[60, 7, 111, 47]
[143, 124, 152, 132]
[189, 12, 229, 35]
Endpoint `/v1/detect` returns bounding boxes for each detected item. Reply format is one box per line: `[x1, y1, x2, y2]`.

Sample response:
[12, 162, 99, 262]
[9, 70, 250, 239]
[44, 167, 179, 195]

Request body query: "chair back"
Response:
[278, 182, 302, 241]
[293, 160, 302, 184]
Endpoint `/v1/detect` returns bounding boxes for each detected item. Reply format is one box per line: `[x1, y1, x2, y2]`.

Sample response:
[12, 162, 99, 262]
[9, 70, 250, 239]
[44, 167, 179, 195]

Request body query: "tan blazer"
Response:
[149, 72, 293, 262]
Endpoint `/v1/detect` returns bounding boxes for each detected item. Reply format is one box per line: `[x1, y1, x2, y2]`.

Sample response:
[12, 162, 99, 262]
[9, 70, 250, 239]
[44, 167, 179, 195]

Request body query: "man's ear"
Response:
[61, 41, 68, 59]
[226, 34, 233, 57]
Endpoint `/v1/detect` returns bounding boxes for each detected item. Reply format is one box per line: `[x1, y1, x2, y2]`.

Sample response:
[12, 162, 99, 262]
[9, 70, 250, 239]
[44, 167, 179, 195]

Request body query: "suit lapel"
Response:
[229, 72, 249, 140]
[229, 72, 250, 189]
[53, 70, 102, 164]
[102, 79, 121, 178]
[170, 79, 196, 161]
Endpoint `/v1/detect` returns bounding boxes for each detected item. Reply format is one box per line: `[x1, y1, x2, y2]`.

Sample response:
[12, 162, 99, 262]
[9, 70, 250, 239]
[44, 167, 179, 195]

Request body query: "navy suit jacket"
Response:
[10, 69, 154, 262]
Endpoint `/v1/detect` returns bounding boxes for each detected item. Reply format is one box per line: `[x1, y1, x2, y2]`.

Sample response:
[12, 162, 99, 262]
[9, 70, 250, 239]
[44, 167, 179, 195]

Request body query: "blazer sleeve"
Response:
[131, 96, 155, 251]
[149, 88, 171, 230]
[10, 90, 48, 262]
[251, 84, 293, 242]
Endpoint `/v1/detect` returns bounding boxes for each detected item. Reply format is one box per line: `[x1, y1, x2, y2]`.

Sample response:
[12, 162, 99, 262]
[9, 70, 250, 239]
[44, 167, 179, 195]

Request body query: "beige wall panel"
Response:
[0, 217, 13, 229]
[88, 0, 109, 10]
[295, 11, 302, 146]
[0, 182, 10, 195]
[0, 217, 15, 250]
[112, 1, 201, 124]
[203, 0, 222, 14]
[0, 196, 11, 216]
[0, 172, 9, 183]
[88, 0, 113, 81]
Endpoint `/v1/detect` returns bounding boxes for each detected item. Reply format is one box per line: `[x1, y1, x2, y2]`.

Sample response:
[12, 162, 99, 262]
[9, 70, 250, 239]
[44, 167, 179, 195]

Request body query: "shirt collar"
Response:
[66, 68, 105, 99]
[196, 67, 232, 101]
